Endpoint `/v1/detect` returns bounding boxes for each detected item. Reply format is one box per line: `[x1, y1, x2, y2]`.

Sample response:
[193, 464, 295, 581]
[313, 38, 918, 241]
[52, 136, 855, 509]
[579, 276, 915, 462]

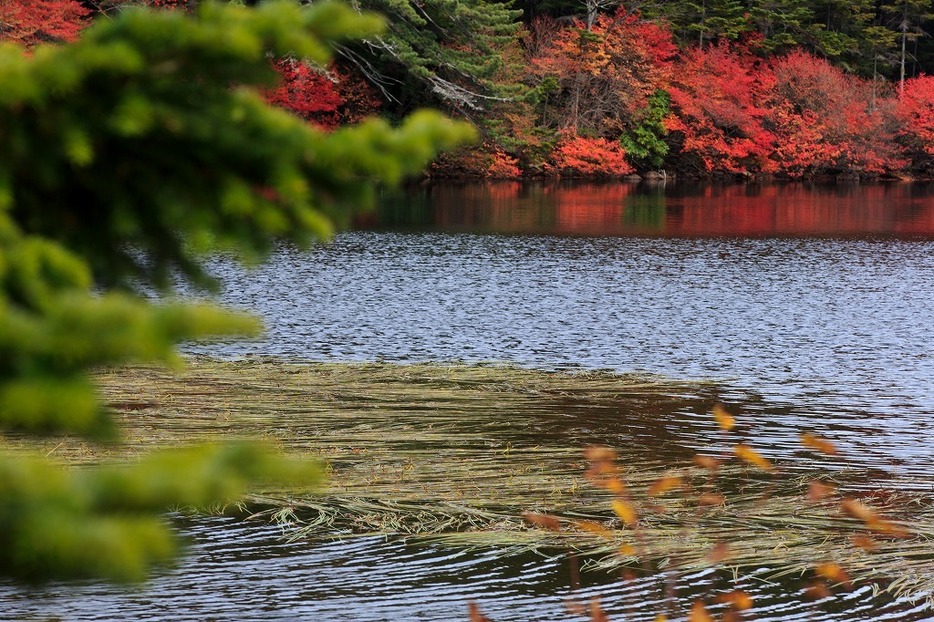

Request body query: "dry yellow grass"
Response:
[4, 358, 930, 603]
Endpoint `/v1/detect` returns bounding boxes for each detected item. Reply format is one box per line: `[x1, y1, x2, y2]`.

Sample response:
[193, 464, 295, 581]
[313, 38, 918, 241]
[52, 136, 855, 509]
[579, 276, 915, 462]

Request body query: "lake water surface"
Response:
[3, 181, 933, 621]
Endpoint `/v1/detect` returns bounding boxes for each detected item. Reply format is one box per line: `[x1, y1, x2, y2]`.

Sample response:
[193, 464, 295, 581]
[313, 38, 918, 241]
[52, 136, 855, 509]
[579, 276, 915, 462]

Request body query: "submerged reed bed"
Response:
[7, 358, 931, 607]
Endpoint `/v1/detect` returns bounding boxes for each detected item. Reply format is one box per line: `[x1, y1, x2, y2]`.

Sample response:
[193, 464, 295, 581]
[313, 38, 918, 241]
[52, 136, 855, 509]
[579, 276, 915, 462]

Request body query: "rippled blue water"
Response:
[2, 516, 930, 621]
[195, 234, 934, 416]
[182, 232, 934, 480]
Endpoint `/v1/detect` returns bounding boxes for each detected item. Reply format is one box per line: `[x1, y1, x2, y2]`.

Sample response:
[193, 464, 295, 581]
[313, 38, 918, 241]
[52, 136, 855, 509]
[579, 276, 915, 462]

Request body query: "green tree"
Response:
[810, 0, 874, 63]
[642, 0, 749, 48]
[621, 89, 671, 169]
[343, 0, 527, 119]
[747, 0, 817, 52]
[0, 0, 472, 583]
[878, 0, 934, 95]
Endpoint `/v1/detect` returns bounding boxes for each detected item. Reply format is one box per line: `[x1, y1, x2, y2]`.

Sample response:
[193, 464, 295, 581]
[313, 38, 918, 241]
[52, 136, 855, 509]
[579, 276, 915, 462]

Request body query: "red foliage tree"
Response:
[264, 59, 382, 130]
[546, 131, 635, 177]
[766, 103, 843, 178]
[0, 0, 89, 46]
[665, 42, 775, 175]
[766, 50, 904, 177]
[896, 75, 934, 172]
[134, 0, 380, 130]
[265, 58, 344, 130]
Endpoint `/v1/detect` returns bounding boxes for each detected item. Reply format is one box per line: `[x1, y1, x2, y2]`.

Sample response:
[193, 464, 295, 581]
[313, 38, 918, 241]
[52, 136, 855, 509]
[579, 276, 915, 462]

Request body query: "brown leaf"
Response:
[564, 600, 586, 616]
[840, 499, 910, 536]
[804, 581, 832, 600]
[468, 601, 492, 622]
[575, 520, 614, 538]
[867, 517, 911, 538]
[706, 540, 731, 563]
[841, 498, 877, 522]
[585, 446, 618, 463]
[715, 590, 754, 610]
[734, 444, 773, 471]
[807, 480, 835, 502]
[585, 463, 618, 481]
[589, 597, 610, 622]
[605, 477, 627, 495]
[696, 493, 726, 506]
[522, 512, 562, 531]
[693, 455, 722, 471]
[850, 534, 878, 551]
[648, 475, 683, 497]
[801, 433, 839, 455]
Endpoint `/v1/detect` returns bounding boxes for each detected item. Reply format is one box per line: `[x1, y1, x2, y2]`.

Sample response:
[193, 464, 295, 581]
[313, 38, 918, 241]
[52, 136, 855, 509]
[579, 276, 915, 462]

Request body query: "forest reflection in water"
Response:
[365, 181, 934, 238]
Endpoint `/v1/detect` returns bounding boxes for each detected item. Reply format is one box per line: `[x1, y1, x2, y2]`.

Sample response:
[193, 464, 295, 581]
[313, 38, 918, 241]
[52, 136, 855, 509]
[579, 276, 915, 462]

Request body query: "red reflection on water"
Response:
[663, 184, 934, 236]
[371, 182, 934, 237]
[547, 184, 634, 235]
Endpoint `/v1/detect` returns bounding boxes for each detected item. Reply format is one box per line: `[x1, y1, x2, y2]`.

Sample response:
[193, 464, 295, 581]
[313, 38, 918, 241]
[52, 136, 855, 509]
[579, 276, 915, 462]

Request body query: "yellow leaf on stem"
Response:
[801, 433, 839, 455]
[648, 475, 683, 496]
[734, 444, 773, 471]
[712, 403, 735, 431]
[611, 499, 638, 527]
[688, 600, 714, 622]
[816, 563, 853, 589]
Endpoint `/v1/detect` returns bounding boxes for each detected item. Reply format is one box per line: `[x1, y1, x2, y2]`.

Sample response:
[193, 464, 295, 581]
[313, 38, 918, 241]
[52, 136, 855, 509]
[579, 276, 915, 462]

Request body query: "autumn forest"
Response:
[6, 0, 934, 179]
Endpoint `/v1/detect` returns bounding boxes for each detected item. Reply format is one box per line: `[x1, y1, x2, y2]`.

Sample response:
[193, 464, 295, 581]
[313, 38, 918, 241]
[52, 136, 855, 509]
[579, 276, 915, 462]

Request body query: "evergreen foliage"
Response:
[347, 0, 527, 116]
[621, 89, 671, 169]
[811, 0, 874, 64]
[643, 0, 749, 48]
[0, 0, 472, 582]
[879, 0, 934, 93]
[746, 0, 817, 52]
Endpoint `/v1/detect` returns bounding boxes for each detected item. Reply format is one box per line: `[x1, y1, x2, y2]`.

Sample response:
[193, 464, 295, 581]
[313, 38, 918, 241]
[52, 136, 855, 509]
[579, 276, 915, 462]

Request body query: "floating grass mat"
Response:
[8, 358, 931, 604]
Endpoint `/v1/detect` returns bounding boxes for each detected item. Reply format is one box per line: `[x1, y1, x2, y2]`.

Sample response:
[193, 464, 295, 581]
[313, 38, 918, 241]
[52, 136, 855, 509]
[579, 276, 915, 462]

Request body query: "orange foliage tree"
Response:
[428, 143, 521, 179]
[546, 132, 635, 177]
[532, 9, 675, 138]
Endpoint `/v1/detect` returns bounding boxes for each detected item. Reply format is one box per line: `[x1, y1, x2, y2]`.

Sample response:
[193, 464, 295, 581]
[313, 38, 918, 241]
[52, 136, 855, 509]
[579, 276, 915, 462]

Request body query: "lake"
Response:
[2, 181, 933, 621]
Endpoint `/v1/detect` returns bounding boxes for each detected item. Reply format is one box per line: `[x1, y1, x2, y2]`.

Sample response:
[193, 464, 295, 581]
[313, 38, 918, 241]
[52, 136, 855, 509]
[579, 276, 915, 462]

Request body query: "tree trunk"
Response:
[900, 2, 908, 98]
